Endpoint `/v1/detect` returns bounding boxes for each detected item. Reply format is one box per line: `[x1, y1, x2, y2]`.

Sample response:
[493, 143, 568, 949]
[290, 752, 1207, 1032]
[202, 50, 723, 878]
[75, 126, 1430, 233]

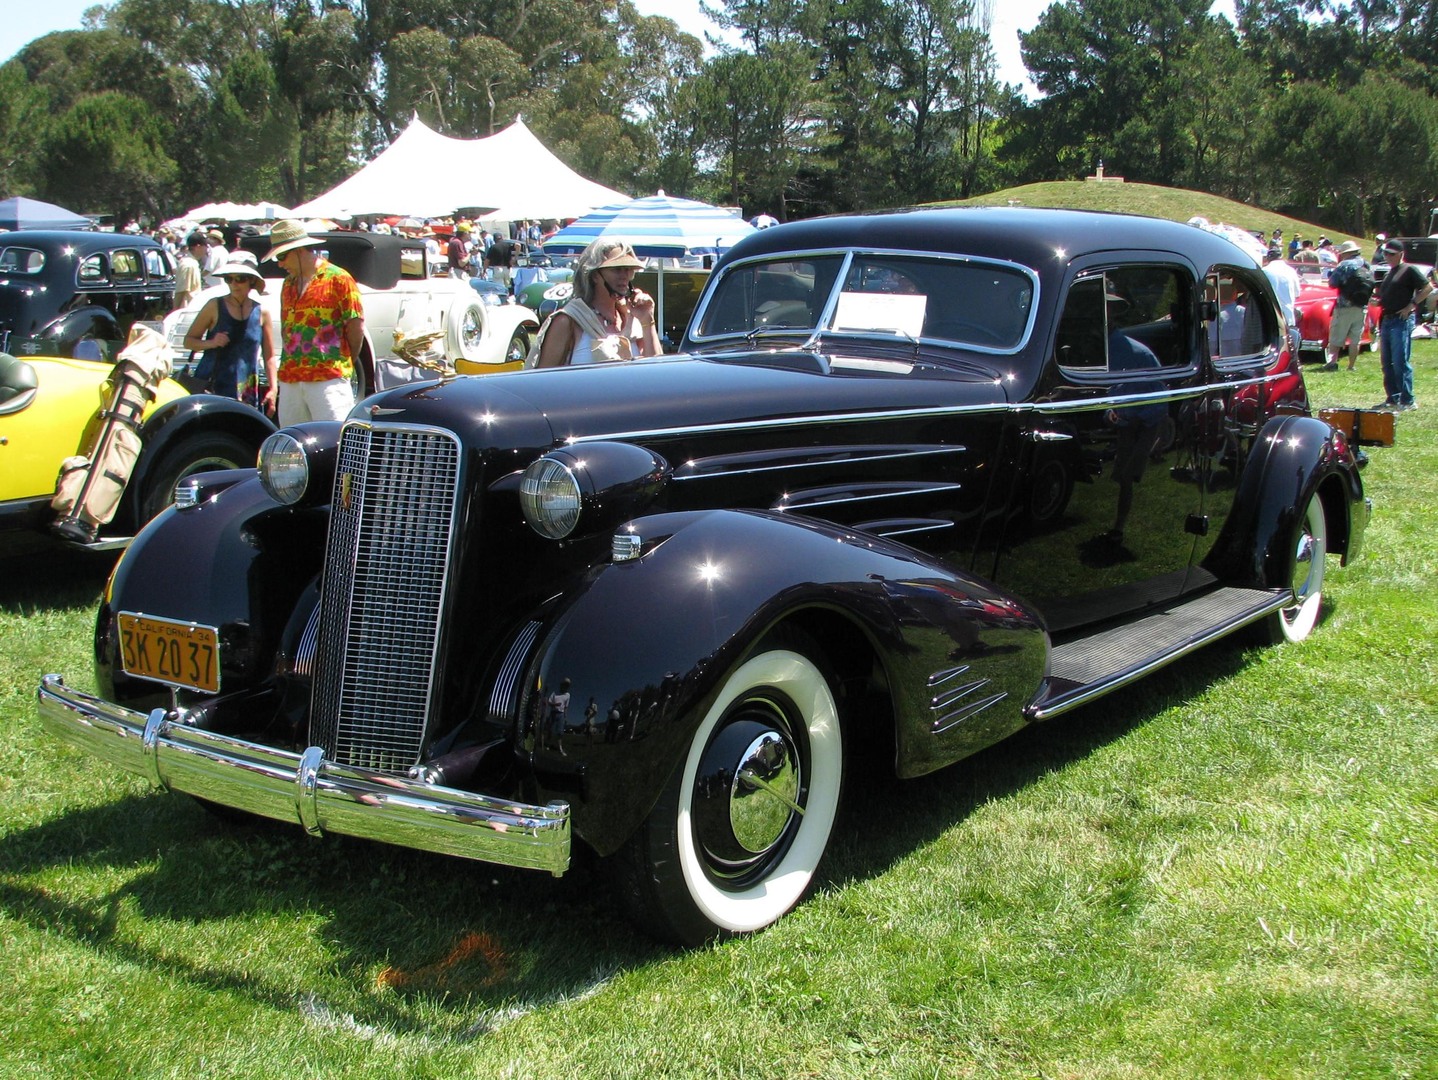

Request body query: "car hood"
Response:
[352, 350, 1011, 453]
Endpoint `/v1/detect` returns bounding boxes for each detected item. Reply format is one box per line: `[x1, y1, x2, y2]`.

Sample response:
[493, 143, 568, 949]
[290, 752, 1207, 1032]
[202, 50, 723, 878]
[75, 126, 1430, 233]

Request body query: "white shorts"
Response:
[277, 377, 356, 425]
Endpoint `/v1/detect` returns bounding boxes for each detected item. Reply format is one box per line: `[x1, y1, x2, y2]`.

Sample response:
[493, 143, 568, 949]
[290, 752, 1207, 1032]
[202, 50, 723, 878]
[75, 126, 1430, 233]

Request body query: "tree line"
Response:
[1, 0, 1434, 236]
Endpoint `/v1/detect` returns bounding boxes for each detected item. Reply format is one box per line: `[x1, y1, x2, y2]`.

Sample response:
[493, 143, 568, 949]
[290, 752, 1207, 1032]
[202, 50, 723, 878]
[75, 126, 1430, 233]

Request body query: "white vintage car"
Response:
[163, 230, 539, 393]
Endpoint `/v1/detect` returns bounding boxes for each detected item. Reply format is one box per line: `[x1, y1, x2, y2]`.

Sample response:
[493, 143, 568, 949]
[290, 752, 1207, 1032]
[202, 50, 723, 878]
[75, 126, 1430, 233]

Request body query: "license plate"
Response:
[117, 613, 220, 694]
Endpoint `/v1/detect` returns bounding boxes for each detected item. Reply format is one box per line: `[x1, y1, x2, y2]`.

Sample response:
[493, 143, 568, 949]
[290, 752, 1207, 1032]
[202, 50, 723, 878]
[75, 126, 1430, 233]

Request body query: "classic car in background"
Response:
[39, 208, 1369, 945]
[0, 231, 176, 362]
[0, 345, 273, 555]
[164, 231, 539, 392]
[1290, 261, 1382, 357]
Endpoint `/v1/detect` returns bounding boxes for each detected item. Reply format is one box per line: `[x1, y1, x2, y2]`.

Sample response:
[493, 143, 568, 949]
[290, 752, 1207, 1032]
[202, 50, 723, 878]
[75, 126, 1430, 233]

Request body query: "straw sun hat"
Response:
[263, 219, 326, 261]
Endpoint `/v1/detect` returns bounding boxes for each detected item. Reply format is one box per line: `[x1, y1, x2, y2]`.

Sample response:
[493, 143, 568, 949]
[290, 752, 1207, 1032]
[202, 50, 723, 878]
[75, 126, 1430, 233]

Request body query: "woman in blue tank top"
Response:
[182, 256, 275, 411]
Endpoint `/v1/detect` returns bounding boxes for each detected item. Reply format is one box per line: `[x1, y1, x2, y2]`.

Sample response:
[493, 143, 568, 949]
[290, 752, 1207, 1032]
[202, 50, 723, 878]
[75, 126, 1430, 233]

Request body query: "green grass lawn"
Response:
[945, 180, 1371, 250]
[1, 350, 1434, 1078]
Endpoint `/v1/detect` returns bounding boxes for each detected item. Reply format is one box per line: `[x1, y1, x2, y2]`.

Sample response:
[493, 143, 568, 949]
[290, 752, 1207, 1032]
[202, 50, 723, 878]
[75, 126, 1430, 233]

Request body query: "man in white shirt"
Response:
[203, 228, 229, 285]
[1262, 246, 1301, 356]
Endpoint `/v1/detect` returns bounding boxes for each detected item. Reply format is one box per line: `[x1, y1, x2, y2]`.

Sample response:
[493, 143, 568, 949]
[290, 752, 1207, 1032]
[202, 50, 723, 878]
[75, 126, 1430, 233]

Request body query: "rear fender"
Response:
[523, 508, 1046, 856]
[1205, 413, 1366, 585]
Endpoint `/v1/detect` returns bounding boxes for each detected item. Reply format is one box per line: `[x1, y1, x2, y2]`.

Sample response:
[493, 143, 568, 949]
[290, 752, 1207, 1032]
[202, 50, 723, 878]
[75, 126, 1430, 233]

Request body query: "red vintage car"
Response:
[1291, 261, 1381, 359]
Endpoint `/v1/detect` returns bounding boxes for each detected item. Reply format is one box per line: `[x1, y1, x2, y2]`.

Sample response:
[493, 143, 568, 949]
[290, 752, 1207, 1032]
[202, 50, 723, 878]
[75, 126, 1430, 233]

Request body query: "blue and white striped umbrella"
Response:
[542, 194, 754, 259]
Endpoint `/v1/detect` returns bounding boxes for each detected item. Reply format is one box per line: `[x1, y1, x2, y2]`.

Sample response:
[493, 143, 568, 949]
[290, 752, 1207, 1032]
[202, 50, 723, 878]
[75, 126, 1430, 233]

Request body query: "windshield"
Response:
[692, 251, 1035, 351]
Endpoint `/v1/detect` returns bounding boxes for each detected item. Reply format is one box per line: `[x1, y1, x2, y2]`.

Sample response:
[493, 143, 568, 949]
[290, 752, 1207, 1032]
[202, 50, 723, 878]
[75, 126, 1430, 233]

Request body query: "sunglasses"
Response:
[223, 275, 254, 284]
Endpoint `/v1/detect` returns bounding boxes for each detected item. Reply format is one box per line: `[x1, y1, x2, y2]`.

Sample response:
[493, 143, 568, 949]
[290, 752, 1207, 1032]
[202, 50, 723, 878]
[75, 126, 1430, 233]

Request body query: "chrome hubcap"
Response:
[731, 731, 801, 853]
[691, 702, 805, 881]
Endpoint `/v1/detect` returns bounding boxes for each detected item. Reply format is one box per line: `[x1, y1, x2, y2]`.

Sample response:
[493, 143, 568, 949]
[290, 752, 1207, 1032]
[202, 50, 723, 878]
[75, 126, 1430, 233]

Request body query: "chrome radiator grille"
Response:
[309, 422, 463, 772]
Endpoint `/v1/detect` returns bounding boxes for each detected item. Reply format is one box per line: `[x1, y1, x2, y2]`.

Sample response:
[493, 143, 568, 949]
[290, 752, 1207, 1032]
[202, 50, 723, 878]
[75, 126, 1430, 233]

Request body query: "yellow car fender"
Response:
[0, 355, 187, 504]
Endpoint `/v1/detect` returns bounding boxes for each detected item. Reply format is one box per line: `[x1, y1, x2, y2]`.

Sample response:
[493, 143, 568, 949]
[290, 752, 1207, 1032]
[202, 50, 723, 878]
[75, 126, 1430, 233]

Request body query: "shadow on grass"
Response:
[821, 635, 1262, 886]
[0, 619, 1301, 1035]
[0, 545, 115, 615]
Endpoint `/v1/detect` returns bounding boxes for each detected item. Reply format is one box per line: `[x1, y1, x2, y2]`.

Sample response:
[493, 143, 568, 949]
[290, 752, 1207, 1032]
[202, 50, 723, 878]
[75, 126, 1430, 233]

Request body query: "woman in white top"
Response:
[533, 240, 661, 367]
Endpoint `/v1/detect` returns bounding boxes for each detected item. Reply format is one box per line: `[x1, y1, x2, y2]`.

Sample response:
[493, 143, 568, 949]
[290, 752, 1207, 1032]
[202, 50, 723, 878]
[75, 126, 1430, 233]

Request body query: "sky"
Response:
[0, 0, 1055, 90]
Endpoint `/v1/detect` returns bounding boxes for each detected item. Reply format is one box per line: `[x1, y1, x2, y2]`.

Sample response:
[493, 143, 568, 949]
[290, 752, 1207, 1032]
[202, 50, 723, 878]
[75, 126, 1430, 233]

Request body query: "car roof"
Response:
[235, 230, 413, 290]
[717, 206, 1263, 275]
[0, 230, 166, 252]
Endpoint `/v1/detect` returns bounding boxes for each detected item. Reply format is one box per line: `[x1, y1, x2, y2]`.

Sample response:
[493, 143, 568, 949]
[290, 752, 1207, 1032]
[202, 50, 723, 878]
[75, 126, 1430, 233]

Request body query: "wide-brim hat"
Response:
[206, 228, 225, 242]
[212, 259, 266, 293]
[264, 219, 326, 261]
[1336, 240, 1362, 257]
[593, 244, 644, 271]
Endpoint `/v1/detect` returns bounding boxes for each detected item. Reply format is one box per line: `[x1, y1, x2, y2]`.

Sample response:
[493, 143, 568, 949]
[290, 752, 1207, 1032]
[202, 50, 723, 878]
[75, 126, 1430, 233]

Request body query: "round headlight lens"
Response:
[520, 457, 582, 538]
[258, 431, 309, 505]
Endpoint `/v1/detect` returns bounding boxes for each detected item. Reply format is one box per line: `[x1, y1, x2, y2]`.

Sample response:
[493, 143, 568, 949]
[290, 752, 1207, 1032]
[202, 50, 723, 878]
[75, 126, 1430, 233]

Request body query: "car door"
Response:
[1186, 263, 1299, 586]
[990, 260, 1209, 633]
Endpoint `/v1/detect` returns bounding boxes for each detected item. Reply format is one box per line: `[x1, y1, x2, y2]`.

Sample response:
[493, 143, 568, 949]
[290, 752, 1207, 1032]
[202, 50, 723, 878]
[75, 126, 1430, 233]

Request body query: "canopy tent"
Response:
[185, 200, 293, 222]
[0, 196, 91, 231]
[291, 117, 629, 221]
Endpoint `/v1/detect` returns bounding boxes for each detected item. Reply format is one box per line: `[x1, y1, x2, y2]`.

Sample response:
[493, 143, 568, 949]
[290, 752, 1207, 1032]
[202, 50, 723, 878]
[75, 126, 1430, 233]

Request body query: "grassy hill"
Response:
[935, 180, 1368, 250]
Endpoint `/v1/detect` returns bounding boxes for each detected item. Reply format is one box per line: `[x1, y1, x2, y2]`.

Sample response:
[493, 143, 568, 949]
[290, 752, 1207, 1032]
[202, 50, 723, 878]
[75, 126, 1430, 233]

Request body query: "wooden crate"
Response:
[1319, 407, 1396, 447]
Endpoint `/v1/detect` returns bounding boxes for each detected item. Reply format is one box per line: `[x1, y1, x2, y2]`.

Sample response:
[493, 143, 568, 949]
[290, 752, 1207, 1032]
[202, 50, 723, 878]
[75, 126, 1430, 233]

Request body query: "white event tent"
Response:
[291, 116, 630, 220]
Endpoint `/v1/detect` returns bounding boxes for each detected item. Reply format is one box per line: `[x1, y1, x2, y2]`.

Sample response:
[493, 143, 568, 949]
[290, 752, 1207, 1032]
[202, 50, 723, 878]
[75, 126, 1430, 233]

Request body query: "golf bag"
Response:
[51, 325, 173, 543]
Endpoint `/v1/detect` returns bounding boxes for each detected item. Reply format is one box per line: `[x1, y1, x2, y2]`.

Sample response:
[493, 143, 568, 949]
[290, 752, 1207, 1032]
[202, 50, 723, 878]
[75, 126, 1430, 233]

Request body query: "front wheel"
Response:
[618, 646, 843, 946]
[139, 431, 255, 523]
[1258, 493, 1328, 644]
[505, 328, 531, 364]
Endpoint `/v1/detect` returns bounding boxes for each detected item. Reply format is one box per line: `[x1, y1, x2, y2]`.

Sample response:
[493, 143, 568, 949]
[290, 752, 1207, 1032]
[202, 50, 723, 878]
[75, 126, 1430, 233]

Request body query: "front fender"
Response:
[99, 473, 328, 707]
[524, 508, 1047, 856]
[1205, 413, 1365, 586]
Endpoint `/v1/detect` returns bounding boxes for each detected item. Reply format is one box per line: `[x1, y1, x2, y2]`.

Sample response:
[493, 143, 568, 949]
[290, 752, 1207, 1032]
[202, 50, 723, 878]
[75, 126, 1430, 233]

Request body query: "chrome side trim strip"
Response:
[673, 443, 968, 481]
[776, 481, 962, 513]
[37, 675, 571, 876]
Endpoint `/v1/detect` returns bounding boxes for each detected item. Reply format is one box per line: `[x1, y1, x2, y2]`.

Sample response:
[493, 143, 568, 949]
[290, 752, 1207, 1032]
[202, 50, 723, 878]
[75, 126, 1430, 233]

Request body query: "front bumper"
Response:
[37, 675, 571, 875]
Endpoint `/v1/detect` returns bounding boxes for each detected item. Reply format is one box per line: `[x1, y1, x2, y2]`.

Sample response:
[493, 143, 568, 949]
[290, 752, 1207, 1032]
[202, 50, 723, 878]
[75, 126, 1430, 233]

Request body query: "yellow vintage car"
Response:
[0, 350, 274, 554]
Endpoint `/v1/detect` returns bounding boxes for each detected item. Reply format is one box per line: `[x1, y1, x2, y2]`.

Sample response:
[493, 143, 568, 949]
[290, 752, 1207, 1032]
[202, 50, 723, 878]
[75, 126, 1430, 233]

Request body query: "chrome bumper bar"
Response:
[37, 675, 570, 876]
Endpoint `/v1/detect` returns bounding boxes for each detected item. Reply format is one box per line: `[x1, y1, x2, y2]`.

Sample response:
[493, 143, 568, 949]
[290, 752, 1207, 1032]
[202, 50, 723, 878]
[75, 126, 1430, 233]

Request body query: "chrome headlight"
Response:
[259, 431, 308, 504]
[520, 457, 582, 538]
[518, 443, 671, 541]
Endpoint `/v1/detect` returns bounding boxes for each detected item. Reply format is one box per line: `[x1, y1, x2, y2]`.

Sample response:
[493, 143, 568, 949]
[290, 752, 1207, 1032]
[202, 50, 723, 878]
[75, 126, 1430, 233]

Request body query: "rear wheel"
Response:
[1258, 493, 1328, 643]
[618, 643, 843, 946]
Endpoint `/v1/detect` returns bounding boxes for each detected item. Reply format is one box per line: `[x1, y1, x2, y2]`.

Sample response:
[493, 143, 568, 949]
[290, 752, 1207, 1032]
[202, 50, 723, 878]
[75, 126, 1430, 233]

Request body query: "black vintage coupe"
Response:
[38, 208, 1370, 944]
[0, 230, 176, 361]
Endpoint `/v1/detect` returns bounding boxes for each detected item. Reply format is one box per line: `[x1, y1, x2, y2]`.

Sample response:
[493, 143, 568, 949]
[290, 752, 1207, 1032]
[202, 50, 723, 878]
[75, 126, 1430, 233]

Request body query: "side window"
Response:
[1055, 266, 1188, 372]
[1205, 267, 1271, 359]
[110, 250, 143, 283]
[142, 248, 169, 280]
[77, 253, 108, 286]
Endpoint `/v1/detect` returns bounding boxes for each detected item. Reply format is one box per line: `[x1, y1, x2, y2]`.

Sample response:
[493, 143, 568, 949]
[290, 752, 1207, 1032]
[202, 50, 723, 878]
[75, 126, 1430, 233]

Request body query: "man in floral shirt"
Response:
[262, 219, 366, 424]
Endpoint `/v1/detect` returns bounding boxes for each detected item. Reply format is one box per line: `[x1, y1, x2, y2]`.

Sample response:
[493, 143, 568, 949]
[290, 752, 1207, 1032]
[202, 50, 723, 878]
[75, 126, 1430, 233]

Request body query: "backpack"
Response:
[1337, 263, 1375, 306]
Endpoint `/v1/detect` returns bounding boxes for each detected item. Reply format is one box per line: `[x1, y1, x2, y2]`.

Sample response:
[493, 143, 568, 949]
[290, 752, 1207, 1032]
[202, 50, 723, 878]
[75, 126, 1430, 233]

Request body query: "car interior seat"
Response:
[0, 351, 39, 415]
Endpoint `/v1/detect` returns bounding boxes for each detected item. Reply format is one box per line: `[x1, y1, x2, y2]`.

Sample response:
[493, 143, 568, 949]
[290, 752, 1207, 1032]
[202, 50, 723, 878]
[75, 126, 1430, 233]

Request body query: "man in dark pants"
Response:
[1375, 239, 1433, 411]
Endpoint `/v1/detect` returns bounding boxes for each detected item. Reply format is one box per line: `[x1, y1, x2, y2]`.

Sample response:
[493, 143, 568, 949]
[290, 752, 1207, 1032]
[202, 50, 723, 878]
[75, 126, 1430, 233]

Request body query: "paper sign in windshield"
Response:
[833, 292, 928, 337]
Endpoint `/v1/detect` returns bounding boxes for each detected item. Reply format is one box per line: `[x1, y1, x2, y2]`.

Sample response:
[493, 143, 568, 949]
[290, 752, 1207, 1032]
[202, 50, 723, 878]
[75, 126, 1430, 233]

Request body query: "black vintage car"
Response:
[38, 208, 1370, 944]
[0, 230, 177, 361]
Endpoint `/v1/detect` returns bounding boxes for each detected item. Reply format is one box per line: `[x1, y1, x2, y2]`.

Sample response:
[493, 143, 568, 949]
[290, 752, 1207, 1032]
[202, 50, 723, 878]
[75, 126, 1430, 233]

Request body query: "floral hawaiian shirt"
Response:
[278, 258, 363, 382]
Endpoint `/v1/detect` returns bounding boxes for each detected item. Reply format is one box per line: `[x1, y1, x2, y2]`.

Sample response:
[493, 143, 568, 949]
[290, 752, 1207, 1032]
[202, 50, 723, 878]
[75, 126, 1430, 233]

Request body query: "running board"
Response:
[1027, 586, 1290, 721]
